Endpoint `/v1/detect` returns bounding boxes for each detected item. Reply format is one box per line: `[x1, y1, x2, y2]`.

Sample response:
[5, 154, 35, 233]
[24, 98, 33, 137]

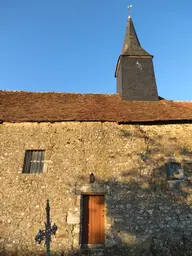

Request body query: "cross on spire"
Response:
[128, 4, 132, 18]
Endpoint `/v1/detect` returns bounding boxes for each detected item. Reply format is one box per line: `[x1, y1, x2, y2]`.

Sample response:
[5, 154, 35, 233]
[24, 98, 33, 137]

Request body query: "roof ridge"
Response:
[173, 100, 192, 103]
[0, 90, 118, 96]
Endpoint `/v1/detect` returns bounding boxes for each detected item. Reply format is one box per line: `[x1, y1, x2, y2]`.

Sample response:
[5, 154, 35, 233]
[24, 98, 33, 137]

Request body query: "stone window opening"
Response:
[166, 162, 184, 181]
[22, 150, 45, 174]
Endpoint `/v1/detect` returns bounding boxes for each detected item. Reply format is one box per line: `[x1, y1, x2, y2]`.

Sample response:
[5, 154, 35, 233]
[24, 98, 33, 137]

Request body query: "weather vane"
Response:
[128, 4, 132, 17]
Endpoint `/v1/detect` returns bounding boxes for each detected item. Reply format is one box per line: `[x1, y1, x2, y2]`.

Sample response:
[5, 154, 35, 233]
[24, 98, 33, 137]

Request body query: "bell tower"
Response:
[115, 12, 159, 101]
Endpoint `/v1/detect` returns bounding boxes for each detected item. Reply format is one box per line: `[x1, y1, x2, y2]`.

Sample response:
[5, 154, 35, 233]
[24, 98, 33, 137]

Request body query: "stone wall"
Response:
[0, 122, 192, 255]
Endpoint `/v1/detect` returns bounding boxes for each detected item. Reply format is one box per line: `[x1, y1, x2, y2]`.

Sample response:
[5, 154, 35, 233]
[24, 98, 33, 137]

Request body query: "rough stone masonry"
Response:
[0, 122, 192, 255]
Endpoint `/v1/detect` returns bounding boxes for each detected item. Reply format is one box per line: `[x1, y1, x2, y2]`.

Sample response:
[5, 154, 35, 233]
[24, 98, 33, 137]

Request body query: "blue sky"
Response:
[0, 0, 192, 100]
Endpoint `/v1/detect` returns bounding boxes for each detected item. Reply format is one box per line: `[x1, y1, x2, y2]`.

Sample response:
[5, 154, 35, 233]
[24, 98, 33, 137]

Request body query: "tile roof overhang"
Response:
[0, 91, 192, 124]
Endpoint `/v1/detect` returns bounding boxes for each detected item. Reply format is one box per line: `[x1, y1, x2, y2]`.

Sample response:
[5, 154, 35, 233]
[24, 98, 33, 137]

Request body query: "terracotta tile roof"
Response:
[0, 91, 192, 123]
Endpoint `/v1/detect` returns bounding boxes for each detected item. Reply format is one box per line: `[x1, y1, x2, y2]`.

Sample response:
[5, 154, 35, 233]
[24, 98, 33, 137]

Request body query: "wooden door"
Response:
[82, 195, 105, 245]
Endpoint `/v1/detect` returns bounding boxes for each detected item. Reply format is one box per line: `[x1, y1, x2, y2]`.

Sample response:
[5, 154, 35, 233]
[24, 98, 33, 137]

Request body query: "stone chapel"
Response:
[0, 13, 192, 256]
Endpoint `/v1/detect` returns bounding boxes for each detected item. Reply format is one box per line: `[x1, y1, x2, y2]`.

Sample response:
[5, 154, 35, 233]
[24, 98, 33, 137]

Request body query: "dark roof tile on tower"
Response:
[115, 16, 152, 78]
[122, 16, 151, 56]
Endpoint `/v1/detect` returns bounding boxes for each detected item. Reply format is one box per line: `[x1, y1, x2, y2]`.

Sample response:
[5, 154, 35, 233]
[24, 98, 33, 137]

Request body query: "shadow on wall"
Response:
[103, 176, 192, 255]
[1, 161, 192, 256]
[2, 165, 192, 256]
[0, 251, 80, 256]
[74, 162, 192, 255]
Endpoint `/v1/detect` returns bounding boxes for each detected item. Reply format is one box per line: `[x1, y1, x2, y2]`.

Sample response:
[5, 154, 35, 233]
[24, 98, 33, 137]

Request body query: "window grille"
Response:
[23, 150, 45, 174]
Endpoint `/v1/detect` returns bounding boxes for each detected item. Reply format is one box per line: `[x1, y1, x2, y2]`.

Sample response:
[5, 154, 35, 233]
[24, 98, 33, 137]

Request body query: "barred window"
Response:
[23, 150, 45, 174]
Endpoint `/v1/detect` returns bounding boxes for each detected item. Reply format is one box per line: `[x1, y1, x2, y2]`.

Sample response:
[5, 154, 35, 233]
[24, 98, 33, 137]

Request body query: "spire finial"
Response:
[128, 4, 132, 18]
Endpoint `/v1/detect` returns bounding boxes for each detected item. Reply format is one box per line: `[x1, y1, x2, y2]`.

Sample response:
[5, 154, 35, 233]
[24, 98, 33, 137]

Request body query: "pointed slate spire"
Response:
[115, 13, 159, 101]
[122, 16, 151, 56]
